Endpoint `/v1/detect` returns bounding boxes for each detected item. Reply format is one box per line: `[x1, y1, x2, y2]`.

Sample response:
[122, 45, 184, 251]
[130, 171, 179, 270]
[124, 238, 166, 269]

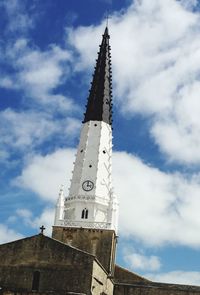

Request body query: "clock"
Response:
[82, 180, 94, 191]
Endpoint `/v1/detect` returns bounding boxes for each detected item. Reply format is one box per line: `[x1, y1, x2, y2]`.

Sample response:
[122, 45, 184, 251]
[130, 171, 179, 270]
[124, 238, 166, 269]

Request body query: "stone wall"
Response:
[52, 226, 117, 275]
[0, 235, 93, 294]
[0, 290, 86, 295]
[114, 282, 200, 295]
[113, 265, 200, 295]
[91, 260, 113, 295]
[114, 265, 149, 284]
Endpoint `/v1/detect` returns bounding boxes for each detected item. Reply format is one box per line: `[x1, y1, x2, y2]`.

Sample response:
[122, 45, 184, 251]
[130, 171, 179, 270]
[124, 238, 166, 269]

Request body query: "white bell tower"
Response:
[54, 27, 118, 233]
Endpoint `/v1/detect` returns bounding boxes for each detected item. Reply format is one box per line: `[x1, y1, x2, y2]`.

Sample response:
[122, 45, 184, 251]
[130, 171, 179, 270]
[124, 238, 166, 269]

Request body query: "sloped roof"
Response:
[114, 264, 150, 284]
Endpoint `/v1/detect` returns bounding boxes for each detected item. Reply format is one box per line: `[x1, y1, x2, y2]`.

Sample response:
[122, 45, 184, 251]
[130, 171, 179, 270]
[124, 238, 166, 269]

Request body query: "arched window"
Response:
[32, 271, 40, 291]
[81, 208, 88, 219]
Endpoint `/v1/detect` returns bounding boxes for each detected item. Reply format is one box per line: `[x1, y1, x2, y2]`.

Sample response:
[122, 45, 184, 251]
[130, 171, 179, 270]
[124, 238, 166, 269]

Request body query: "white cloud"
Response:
[16, 208, 32, 219]
[1, 0, 33, 33]
[67, 0, 200, 165]
[0, 76, 16, 89]
[0, 150, 9, 162]
[65, 117, 81, 135]
[0, 35, 76, 115]
[17, 44, 70, 97]
[15, 207, 54, 236]
[13, 148, 200, 248]
[0, 0, 77, 115]
[32, 208, 54, 236]
[67, 25, 103, 72]
[0, 109, 58, 148]
[124, 248, 161, 271]
[0, 9, 80, 159]
[0, 109, 80, 153]
[180, 0, 198, 9]
[4, 39, 75, 113]
[0, 224, 23, 244]
[113, 151, 200, 247]
[14, 149, 76, 201]
[147, 270, 200, 285]
[6, 208, 54, 237]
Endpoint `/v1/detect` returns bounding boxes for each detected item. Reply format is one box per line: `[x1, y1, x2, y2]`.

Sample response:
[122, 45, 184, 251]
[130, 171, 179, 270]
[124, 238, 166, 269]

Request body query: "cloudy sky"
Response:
[1, 0, 200, 286]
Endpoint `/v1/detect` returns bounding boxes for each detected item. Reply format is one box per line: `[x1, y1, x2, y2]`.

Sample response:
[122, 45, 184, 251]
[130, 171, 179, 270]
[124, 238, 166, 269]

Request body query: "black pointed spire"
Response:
[83, 27, 113, 125]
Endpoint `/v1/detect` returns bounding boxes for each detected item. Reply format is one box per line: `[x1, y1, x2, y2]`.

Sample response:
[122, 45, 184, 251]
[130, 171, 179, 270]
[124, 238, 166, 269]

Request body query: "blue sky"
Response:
[1, 0, 200, 286]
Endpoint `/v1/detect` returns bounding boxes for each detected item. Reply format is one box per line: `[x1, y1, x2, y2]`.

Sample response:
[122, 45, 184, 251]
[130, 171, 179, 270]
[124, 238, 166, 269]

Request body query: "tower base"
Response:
[52, 226, 117, 275]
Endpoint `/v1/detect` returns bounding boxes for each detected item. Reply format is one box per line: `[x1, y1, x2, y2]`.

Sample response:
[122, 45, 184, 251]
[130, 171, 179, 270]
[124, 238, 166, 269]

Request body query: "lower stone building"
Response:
[0, 234, 113, 295]
[1, 233, 200, 295]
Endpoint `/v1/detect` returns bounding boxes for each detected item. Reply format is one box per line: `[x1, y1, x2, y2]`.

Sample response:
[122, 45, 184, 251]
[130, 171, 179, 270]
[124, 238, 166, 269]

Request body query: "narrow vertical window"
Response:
[81, 208, 88, 219]
[32, 271, 40, 291]
[85, 209, 88, 219]
[81, 209, 85, 219]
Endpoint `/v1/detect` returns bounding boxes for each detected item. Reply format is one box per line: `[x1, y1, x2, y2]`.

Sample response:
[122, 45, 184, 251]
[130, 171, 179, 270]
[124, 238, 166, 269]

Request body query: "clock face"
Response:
[82, 180, 94, 191]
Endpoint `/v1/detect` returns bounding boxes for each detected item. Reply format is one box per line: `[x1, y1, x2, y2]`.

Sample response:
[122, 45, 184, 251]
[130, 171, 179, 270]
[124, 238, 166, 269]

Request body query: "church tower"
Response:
[52, 27, 118, 276]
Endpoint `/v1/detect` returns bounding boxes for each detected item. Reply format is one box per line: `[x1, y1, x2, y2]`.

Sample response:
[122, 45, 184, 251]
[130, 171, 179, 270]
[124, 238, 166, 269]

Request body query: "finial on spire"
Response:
[106, 10, 110, 28]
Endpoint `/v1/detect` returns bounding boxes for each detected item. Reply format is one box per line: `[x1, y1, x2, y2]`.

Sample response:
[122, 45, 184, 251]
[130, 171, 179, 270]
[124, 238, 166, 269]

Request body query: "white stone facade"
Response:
[54, 120, 118, 232]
